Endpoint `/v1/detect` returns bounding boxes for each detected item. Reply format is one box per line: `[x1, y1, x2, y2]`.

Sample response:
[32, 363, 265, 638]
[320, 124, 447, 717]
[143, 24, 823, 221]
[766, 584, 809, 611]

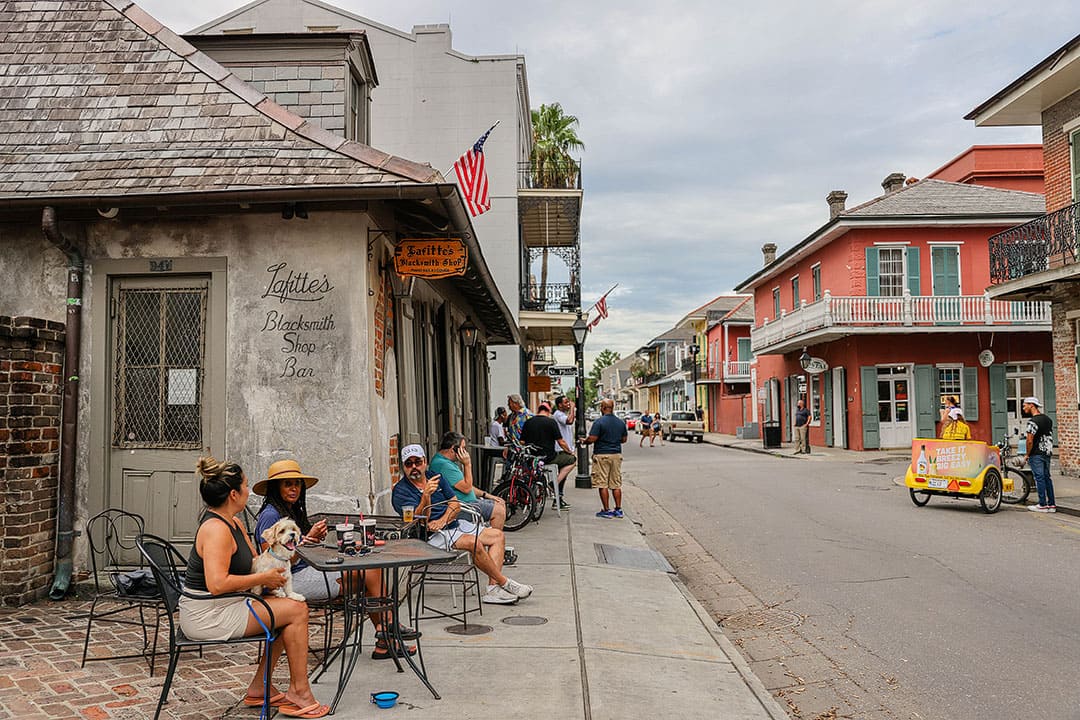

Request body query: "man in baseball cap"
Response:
[392, 444, 532, 604]
[1022, 397, 1056, 512]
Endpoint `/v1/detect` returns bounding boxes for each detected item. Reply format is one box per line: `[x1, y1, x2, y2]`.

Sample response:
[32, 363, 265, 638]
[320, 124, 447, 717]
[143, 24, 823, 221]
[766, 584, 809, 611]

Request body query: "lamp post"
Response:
[572, 313, 591, 489]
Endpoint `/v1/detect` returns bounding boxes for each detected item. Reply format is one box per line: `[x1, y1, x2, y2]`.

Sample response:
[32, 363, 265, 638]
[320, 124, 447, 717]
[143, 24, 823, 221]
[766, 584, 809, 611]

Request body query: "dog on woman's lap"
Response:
[252, 518, 305, 602]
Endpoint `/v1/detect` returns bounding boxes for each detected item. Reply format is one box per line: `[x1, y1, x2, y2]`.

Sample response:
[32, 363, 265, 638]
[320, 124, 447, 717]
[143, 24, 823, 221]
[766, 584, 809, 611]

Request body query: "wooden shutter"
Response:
[906, 247, 921, 297]
[962, 367, 979, 421]
[1043, 362, 1056, 437]
[915, 364, 935, 438]
[989, 363, 1008, 443]
[860, 366, 879, 449]
[823, 371, 833, 446]
[865, 247, 879, 296]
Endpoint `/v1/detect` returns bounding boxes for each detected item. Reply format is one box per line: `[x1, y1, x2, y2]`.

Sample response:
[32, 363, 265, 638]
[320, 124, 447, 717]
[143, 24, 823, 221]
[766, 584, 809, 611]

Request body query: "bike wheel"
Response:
[531, 479, 547, 521]
[909, 488, 931, 507]
[979, 469, 1003, 514]
[492, 480, 534, 532]
[1001, 468, 1032, 505]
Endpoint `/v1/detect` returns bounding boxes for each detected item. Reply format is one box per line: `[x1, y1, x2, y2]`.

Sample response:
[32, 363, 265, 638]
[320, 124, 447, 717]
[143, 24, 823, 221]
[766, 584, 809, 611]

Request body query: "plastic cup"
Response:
[402, 506, 415, 523]
[335, 523, 355, 553]
[359, 519, 377, 548]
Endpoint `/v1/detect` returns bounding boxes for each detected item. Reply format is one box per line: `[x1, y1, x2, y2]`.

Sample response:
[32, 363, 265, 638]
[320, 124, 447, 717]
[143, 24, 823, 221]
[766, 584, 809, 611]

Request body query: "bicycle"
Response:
[491, 443, 547, 532]
[998, 435, 1034, 505]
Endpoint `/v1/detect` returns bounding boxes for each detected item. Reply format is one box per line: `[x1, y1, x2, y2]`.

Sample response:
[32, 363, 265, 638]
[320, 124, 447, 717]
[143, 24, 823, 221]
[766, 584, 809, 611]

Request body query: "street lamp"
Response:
[572, 313, 591, 489]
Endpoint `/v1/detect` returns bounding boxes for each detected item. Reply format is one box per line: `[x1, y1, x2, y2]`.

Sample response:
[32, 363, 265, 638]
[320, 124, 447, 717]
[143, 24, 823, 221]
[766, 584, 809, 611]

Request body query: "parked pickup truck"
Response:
[661, 411, 703, 443]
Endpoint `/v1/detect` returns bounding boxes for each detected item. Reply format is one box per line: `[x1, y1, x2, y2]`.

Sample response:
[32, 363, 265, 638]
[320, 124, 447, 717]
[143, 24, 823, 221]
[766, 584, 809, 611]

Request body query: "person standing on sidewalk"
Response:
[1023, 397, 1056, 513]
[793, 400, 811, 454]
[580, 399, 627, 518]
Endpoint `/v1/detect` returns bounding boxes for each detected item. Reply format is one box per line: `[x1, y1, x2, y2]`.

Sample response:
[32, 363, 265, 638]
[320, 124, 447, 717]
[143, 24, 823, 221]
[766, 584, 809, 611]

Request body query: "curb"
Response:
[892, 474, 1080, 516]
[701, 437, 800, 460]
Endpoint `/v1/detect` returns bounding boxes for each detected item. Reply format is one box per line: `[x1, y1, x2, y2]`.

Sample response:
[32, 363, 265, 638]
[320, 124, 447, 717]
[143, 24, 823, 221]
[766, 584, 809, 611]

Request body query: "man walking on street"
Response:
[580, 399, 627, 518]
[1023, 396, 1056, 513]
[794, 399, 811, 454]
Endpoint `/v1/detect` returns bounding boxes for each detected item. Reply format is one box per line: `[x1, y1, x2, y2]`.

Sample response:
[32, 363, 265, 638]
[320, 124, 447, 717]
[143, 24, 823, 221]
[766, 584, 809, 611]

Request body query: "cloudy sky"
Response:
[141, 0, 1077, 366]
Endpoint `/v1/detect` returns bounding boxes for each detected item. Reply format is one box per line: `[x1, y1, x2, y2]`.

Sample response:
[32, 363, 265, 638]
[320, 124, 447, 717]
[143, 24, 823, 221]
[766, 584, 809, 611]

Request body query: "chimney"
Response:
[882, 172, 906, 194]
[826, 190, 847, 220]
[762, 243, 777, 266]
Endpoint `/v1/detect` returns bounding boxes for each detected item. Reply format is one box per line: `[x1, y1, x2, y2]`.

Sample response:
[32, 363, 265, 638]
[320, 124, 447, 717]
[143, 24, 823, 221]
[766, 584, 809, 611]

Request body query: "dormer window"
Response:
[348, 72, 369, 143]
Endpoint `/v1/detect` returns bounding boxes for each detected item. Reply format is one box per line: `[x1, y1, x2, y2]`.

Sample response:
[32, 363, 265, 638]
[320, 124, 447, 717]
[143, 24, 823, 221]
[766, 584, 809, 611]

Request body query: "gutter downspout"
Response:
[42, 206, 83, 600]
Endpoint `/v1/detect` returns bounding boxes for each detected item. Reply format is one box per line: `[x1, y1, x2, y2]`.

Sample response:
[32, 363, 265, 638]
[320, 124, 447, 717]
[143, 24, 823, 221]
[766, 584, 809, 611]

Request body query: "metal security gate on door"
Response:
[107, 277, 212, 548]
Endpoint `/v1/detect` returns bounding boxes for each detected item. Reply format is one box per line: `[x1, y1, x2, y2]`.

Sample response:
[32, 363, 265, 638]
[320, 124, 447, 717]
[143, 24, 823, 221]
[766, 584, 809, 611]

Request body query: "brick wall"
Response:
[1041, 89, 1080, 213]
[0, 315, 65, 606]
[1050, 289, 1079, 474]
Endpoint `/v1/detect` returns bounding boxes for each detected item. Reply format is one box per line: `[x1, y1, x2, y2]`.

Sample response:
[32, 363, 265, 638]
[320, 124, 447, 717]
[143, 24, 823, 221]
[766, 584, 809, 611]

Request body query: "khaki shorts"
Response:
[591, 453, 623, 489]
[639, 427, 652, 437]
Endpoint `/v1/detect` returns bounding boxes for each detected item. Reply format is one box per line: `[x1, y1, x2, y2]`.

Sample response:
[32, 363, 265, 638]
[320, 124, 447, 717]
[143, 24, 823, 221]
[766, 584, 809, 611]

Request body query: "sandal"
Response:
[278, 701, 331, 718]
[375, 622, 421, 641]
[243, 691, 288, 707]
[371, 638, 417, 660]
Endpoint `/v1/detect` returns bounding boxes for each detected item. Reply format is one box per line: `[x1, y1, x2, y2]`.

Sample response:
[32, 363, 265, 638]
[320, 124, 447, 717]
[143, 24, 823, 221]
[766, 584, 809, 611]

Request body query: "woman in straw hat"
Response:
[254, 459, 417, 660]
[182, 456, 328, 717]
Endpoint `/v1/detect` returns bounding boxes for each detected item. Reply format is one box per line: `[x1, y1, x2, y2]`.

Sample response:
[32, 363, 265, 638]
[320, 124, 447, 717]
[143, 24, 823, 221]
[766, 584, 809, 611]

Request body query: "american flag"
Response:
[454, 124, 497, 217]
[587, 289, 614, 330]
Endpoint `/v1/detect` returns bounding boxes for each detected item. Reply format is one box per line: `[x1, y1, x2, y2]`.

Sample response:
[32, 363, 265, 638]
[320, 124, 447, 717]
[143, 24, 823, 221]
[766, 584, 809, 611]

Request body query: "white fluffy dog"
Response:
[252, 518, 305, 602]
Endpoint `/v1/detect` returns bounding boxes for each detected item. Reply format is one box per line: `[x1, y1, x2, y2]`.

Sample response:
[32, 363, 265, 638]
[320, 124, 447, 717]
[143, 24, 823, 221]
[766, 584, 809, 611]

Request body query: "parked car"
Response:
[586, 409, 600, 421]
[624, 410, 642, 430]
[662, 411, 704, 442]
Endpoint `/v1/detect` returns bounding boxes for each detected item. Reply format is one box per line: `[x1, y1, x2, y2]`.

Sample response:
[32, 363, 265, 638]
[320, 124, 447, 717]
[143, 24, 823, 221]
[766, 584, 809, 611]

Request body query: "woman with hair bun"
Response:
[180, 456, 328, 718]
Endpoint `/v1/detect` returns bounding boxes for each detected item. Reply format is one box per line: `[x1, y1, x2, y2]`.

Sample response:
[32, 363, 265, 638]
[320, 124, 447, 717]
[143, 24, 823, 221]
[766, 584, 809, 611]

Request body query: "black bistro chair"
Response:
[80, 509, 167, 672]
[135, 533, 278, 720]
[408, 504, 485, 628]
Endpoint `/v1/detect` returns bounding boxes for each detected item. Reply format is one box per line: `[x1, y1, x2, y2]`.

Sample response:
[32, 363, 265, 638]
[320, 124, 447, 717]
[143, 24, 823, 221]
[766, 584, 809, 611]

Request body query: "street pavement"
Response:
[700, 431, 1080, 512]
[0, 482, 787, 720]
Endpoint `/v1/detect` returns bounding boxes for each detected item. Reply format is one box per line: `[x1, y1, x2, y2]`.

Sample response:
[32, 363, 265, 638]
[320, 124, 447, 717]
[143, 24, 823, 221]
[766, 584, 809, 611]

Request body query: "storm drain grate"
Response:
[594, 543, 674, 573]
[502, 615, 548, 626]
[720, 608, 804, 632]
[444, 623, 492, 636]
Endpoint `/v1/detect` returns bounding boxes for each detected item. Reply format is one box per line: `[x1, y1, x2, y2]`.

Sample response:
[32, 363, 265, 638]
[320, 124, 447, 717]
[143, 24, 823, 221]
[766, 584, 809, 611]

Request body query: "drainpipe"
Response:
[42, 207, 83, 600]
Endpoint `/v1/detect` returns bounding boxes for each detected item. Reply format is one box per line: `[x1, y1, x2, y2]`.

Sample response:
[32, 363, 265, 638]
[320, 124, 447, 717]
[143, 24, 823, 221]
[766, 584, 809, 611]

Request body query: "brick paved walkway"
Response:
[0, 598, 328, 719]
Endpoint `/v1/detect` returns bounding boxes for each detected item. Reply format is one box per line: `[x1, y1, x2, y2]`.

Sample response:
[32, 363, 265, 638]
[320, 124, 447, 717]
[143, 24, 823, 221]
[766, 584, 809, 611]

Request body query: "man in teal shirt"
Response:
[429, 431, 506, 530]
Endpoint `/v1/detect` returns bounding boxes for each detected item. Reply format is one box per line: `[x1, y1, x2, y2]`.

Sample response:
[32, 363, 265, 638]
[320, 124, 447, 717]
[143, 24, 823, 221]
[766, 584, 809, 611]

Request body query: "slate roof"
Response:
[0, 0, 441, 203]
[843, 179, 1045, 217]
[713, 296, 754, 324]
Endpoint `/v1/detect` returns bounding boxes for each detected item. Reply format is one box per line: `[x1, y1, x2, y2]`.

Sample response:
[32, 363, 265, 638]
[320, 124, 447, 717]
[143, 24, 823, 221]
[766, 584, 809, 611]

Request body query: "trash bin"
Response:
[763, 421, 782, 449]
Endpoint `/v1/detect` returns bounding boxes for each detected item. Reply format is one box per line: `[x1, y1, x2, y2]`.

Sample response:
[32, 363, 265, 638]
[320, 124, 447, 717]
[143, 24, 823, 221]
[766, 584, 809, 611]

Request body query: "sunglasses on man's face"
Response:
[403, 458, 424, 468]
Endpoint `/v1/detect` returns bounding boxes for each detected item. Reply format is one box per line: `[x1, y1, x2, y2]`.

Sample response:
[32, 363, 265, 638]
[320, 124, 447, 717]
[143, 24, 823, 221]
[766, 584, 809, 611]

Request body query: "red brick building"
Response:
[701, 297, 756, 436]
[968, 36, 1080, 473]
[735, 148, 1052, 451]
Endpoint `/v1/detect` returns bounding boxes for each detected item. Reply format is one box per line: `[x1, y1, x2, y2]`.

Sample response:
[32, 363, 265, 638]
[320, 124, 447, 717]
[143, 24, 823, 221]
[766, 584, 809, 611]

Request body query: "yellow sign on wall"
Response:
[394, 239, 468, 279]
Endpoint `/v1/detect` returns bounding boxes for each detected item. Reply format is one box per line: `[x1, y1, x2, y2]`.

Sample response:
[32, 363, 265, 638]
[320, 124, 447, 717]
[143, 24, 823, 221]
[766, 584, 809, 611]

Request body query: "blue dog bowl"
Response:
[371, 691, 399, 709]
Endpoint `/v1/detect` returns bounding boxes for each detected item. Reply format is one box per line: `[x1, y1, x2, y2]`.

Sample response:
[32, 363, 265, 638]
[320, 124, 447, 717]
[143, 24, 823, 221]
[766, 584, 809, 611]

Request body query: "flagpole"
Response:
[442, 120, 501, 178]
[585, 283, 618, 314]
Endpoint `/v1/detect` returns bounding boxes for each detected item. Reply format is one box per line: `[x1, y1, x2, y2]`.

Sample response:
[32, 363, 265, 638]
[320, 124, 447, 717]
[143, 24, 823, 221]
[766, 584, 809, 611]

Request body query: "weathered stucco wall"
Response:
[0, 224, 68, 323]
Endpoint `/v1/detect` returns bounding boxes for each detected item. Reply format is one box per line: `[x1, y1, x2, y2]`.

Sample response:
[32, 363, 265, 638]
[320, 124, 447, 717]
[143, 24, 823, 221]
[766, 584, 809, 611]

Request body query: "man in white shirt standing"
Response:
[488, 407, 507, 446]
[551, 396, 576, 510]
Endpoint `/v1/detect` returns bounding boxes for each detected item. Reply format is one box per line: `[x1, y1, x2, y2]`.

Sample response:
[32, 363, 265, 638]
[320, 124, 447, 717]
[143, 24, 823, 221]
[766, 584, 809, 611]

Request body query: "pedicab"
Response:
[904, 438, 1011, 513]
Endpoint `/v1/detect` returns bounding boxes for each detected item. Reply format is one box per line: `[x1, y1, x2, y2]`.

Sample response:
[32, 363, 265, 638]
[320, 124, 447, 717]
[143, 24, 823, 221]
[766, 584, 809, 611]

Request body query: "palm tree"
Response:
[530, 103, 584, 189]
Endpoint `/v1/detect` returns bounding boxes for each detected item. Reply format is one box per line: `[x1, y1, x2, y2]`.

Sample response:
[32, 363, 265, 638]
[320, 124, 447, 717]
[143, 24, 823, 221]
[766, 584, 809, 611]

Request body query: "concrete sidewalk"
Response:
[702, 431, 1080, 513]
[0, 483, 786, 719]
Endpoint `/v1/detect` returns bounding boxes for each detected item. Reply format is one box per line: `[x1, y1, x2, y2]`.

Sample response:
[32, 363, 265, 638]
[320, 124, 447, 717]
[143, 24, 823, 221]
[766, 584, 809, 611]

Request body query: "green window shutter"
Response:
[1042, 362, 1056, 434]
[865, 247, 879, 296]
[860, 366, 879, 449]
[914, 364, 935, 438]
[1072, 130, 1080, 200]
[988, 364, 1007, 443]
[962, 366, 979, 421]
[906, 247, 921, 296]
[824, 371, 833, 447]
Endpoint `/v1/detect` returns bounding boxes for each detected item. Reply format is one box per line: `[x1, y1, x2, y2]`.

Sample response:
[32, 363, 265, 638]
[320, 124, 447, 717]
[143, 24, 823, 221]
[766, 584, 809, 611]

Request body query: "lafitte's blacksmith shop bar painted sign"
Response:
[394, 238, 469, 278]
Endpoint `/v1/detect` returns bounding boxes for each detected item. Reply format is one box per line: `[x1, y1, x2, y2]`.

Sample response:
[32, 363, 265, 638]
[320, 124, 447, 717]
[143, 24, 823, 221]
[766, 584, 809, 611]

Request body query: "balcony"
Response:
[751, 290, 1051, 355]
[518, 159, 582, 250]
[988, 200, 1080, 298]
[702, 360, 751, 383]
[521, 282, 579, 314]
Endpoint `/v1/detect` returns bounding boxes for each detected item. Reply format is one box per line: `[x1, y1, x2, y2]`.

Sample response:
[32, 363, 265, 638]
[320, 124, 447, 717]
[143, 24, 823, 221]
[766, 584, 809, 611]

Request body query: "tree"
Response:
[530, 103, 584, 189]
[586, 349, 620, 407]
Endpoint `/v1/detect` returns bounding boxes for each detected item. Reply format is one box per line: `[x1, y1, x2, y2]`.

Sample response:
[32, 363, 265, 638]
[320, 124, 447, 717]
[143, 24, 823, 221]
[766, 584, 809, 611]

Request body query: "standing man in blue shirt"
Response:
[580, 399, 628, 518]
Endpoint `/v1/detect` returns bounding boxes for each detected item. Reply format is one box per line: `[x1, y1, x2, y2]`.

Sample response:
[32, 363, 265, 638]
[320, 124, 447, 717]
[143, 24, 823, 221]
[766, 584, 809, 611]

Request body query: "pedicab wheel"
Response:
[1001, 468, 1032, 505]
[979, 468, 1003, 514]
[909, 488, 931, 507]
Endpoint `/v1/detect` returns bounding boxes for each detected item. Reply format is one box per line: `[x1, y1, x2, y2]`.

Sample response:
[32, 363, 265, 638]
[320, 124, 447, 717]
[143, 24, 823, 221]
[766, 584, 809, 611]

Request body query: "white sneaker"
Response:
[501, 577, 533, 599]
[1027, 504, 1051, 513]
[482, 584, 518, 604]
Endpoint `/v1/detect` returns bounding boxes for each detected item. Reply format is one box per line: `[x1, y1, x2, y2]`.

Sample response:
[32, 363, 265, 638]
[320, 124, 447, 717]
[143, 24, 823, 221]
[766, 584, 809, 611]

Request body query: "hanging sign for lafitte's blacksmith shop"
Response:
[394, 239, 469, 279]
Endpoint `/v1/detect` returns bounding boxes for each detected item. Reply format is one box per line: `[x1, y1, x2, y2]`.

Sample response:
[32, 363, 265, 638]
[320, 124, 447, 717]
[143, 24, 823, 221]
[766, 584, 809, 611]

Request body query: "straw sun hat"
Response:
[252, 459, 319, 496]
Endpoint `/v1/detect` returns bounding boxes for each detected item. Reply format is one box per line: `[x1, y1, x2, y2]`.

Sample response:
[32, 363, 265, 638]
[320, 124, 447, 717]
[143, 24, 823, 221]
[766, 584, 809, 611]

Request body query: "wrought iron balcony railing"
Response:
[751, 290, 1050, 353]
[518, 159, 582, 190]
[520, 281, 580, 313]
[989, 200, 1080, 284]
[705, 360, 752, 380]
